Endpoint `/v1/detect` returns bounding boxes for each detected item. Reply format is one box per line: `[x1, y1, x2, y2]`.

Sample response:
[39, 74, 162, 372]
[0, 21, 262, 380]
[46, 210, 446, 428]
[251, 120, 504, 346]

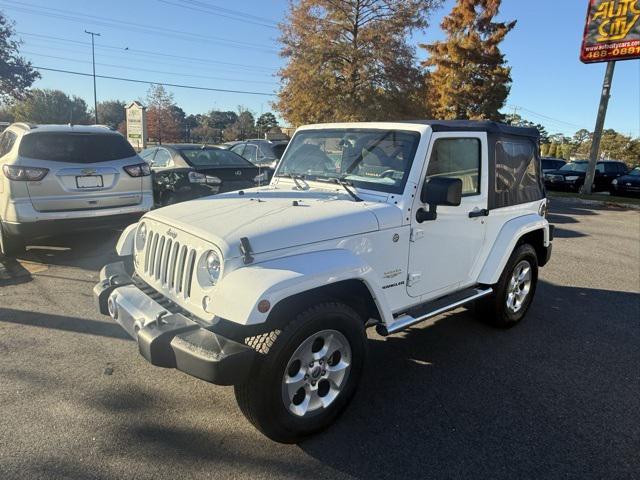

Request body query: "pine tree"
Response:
[275, 0, 442, 125]
[421, 0, 514, 120]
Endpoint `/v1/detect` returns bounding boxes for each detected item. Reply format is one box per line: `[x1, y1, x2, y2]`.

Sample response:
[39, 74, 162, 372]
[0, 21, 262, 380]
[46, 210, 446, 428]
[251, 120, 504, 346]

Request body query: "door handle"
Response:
[469, 208, 489, 218]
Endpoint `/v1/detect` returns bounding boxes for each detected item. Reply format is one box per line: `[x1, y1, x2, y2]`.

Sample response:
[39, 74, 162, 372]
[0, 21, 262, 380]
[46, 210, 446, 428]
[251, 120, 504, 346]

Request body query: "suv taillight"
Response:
[123, 163, 151, 177]
[2, 165, 49, 181]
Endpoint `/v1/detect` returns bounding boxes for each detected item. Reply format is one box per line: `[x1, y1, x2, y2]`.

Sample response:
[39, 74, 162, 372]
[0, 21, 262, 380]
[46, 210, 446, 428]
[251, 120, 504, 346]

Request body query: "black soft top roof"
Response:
[405, 120, 540, 139]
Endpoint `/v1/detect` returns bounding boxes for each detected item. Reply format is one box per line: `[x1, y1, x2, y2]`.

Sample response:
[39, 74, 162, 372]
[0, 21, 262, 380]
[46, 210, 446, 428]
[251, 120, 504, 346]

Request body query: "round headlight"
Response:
[611, 178, 618, 185]
[136, 223, 147, 250]
[205, 250, 221, 285]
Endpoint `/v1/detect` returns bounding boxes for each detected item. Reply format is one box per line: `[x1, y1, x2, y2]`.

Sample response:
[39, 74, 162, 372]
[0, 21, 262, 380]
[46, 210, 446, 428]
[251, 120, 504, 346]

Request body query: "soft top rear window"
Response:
[19, 133, 136, 163]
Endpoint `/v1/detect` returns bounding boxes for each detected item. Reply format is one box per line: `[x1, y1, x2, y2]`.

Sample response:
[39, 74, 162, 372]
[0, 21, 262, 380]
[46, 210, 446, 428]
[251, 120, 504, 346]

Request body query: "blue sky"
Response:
[1, 0, 638, 136]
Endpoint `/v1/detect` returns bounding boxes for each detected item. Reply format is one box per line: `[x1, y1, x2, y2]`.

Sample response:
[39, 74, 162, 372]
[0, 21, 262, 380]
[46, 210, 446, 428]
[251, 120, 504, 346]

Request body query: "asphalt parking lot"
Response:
[1, 199, 638, 480]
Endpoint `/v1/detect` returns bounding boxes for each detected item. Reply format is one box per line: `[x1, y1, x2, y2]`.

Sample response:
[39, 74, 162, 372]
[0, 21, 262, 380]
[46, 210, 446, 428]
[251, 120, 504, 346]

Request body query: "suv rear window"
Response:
[19, 133, 136, 163]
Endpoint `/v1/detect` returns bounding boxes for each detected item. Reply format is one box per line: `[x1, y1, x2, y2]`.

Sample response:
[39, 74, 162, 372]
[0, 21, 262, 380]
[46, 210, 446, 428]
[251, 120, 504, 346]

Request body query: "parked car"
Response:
[95, 120, 553, 443]
[217, 141, 242, 150]
[0, 123, 153, 256]
[140, 144, 265, 207]
[544, 160, 628, 191]
[230, 139, 289, 178]
[610, 166, 640, 197]
[541, 157, 566, 174]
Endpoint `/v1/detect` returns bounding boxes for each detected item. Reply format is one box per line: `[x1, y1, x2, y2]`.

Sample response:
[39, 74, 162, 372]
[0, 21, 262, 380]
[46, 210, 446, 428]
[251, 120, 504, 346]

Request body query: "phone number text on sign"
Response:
[580, 0, 640, 63]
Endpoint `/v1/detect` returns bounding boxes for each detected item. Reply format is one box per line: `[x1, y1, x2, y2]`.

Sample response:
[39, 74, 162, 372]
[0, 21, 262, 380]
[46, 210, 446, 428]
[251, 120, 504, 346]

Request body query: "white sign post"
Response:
[125, 101, 148, 151]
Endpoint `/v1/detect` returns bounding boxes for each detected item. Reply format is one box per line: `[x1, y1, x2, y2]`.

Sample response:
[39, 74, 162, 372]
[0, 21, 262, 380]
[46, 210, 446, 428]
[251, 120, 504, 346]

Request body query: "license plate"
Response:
[76, 175, 103, 188]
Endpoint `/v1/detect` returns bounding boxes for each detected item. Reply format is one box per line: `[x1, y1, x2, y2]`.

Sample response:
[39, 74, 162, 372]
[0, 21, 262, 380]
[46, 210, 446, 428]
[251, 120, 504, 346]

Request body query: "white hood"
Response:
[145, 187, 395, 258]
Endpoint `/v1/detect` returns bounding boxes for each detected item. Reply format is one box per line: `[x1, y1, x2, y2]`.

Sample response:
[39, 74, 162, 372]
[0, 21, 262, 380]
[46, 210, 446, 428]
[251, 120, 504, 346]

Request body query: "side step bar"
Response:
[377, 287, 493, 336]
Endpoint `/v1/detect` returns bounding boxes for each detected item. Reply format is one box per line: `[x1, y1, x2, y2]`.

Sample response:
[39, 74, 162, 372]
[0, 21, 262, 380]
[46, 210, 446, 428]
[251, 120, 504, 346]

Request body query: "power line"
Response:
[0, 1, 278, 53]
[157, 0, 279, 29]
[18, 32, 277, 73]
[33, 66, 277, 96]
[507, 104, 589, 131]
[23, 42, 276, 78]
[23, 50, 278, 85]
[176, 0, 279, 25]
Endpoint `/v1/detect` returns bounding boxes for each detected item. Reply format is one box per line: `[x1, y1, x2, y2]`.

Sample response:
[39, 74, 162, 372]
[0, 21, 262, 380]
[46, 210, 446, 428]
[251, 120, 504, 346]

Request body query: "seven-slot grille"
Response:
[141, 229, 197, 299]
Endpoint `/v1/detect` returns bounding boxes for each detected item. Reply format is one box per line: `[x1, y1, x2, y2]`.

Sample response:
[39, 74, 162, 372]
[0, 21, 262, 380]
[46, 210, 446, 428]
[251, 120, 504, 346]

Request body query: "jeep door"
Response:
[407, 132, 488, 299]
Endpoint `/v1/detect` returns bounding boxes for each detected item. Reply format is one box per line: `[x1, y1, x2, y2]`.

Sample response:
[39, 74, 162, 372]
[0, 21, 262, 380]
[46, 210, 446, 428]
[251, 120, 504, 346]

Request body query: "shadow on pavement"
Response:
[0, 307, 131, 340]
[1, 281, 638, 478]
[0, 256, 33, 286]
[0, 228, 122, 286]
[22, 228, 122, 270]
[296, 281, 640, 479]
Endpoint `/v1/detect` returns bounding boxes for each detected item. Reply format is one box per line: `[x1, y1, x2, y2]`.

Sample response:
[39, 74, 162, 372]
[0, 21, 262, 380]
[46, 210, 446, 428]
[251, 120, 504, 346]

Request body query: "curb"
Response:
[548, 194, 640, 211]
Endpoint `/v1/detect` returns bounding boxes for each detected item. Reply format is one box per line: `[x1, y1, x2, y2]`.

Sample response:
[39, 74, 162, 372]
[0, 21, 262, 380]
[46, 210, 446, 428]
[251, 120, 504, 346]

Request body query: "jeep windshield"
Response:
[276, 129, 420, 194]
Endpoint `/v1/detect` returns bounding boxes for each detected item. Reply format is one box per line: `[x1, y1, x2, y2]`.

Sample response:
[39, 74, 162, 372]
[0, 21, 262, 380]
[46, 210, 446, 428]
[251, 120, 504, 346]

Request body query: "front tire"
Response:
[234, 301, 366, 443]
[475, 244, 538, 328]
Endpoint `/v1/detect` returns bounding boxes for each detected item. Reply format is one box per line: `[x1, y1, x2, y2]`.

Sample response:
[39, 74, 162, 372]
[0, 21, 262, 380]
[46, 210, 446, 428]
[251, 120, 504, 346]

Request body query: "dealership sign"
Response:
[125, 101, 148, 150]
[581, 0, 640, 63]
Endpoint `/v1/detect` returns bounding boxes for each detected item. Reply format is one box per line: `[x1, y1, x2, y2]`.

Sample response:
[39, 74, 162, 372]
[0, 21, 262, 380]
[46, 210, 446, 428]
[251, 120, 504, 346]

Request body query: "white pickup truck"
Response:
[95, 120, 553, 443]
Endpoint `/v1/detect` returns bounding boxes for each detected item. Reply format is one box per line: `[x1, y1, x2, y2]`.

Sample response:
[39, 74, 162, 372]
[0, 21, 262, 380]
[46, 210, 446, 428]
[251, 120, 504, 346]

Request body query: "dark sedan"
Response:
[544, 160, 628, 192]
[610, 167, 640, 197]
[140, 144, 265, 206]
[541, 157, 566, 174]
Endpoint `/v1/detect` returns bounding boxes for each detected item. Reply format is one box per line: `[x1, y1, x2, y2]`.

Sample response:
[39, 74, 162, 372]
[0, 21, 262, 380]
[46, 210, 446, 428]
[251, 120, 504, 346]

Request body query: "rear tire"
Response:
[475, 244, 538, 328]
[0, 222, 25, 257]
[234, 301, 366, 443]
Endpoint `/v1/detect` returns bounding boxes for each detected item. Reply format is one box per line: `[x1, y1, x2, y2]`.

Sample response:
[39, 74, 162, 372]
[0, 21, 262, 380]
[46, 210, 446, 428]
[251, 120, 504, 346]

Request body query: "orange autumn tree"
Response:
[275, 0, 443, 125]
[421, 0, 515, 120]
[145, 84, 184, 143]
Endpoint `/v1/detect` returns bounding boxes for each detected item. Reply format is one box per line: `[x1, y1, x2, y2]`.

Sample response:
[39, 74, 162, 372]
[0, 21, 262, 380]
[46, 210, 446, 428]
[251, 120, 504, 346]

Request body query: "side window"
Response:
[242, 144, 258, 163]
[140, 149, 156, 162]
[596, 163, 605, 173]
[493, 140, 543, 208]
[618, 163, 628, 174]
[153, 149, 172, 168]
[427, 138, 481, 196]
[230, 144, 245, 156]
[604, 163, 619, 174]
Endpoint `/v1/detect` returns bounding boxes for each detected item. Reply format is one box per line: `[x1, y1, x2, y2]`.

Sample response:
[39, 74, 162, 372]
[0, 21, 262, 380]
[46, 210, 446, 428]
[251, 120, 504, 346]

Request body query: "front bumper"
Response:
[94, 261, 255, 385]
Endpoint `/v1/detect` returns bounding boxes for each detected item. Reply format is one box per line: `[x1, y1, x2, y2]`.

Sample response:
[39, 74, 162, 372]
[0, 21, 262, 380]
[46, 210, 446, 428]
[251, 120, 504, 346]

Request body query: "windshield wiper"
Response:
[334, 178, 362, 202]
[314, 176, 362, 202]
[280, 173, 310, 190]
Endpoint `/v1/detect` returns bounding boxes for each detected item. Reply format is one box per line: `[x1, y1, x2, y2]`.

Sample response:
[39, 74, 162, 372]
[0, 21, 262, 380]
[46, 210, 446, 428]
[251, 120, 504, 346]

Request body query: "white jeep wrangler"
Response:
[95, 120, 553, 443]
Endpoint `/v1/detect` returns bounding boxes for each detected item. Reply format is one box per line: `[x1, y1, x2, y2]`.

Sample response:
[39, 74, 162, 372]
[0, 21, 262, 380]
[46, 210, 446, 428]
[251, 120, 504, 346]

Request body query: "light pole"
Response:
[582, 61, 616, 195]
[85, 30, 101, 124]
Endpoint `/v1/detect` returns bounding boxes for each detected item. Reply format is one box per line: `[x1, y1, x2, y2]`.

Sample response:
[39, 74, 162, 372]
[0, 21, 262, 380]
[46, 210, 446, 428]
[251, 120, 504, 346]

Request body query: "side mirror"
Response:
[416, 177, 463, 223]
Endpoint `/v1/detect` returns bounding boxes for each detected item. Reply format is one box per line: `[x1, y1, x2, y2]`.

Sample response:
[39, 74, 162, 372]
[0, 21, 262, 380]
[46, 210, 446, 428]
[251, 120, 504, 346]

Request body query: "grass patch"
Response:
[547, 190, 640, 206]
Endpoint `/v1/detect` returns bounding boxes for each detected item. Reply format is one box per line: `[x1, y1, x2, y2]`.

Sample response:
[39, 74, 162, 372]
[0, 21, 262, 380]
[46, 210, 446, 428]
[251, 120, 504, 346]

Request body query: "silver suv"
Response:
[0, 123, 153, 256]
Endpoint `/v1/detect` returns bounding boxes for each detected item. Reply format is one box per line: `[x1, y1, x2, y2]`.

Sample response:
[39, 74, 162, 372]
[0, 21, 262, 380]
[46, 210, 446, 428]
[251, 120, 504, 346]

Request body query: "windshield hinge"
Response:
[407, 272, 422, 287]
[410, 228, 424, 242]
